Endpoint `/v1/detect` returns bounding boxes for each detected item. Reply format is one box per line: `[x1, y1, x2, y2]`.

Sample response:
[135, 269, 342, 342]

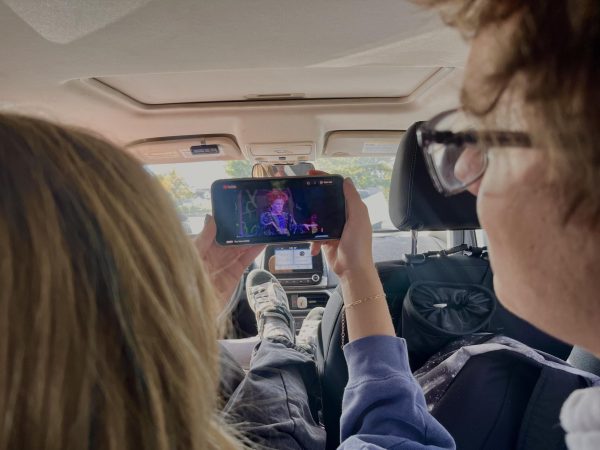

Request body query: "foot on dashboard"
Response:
[246, 269, 295, 342]
[296, 306, 325, 352]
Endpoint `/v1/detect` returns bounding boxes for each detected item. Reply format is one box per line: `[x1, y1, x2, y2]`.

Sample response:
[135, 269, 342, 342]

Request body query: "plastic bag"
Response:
[402, 281, 497, 362]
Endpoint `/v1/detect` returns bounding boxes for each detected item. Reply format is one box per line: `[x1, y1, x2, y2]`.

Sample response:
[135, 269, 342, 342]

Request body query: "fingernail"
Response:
[345, 177, 354, 186]
[204, 214, 212, 225]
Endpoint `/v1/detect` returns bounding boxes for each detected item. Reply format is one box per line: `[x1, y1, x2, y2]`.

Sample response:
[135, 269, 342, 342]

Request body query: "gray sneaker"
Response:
[296, 307, 325, 351]
[246, 269, 295, 342]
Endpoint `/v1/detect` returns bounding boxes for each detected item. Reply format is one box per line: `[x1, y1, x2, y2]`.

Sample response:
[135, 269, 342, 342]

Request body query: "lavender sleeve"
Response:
[338, 335, 456, 449]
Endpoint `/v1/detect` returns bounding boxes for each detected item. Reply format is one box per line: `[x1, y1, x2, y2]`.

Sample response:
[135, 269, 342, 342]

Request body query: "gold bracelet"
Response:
[343, 293, 386, 310]
[340, 293, 387, 348]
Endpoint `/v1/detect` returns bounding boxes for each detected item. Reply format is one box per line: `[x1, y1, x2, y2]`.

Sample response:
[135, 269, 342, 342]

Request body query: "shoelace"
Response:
[251, 285, 277, 306]
[251, 285, 267, 300]
[251, 283, 288, 309]
[251, 284, 294, 332]
[298, 321, 319, 338]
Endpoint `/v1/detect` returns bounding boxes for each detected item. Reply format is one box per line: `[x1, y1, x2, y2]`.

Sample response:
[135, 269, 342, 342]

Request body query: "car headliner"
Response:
[0, 0, 468, 161]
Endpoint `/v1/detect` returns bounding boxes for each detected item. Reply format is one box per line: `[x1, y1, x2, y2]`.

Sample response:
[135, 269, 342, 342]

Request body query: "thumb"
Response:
[343, 178, 364, 217]
[195, 214, 217, 253]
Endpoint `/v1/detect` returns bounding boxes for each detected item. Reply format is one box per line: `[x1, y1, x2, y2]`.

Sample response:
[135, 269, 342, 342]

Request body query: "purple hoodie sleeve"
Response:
[338, 335, 456, 449]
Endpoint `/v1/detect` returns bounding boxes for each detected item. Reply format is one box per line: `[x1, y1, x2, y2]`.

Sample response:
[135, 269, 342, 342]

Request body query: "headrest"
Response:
[389, 122, 480, 231]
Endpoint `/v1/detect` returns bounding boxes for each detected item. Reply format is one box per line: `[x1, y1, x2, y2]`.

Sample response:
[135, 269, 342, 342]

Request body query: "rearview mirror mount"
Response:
[251, 162, 315, 178]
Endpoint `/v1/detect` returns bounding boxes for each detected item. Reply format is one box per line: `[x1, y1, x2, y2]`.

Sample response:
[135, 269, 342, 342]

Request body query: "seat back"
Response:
[316, 122, 572, 449]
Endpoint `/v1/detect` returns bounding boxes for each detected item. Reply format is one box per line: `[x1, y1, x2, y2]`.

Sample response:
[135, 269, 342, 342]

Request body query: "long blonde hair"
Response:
[0, 113, 241, 449]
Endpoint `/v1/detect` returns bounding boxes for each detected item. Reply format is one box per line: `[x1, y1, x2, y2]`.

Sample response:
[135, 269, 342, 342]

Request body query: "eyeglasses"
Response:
[417, 108, 532, 196]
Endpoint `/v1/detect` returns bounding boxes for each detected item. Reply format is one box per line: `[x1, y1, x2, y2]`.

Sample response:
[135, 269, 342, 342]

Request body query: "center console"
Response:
[263, 243, 325, 287]
[262, 243, 331, 327]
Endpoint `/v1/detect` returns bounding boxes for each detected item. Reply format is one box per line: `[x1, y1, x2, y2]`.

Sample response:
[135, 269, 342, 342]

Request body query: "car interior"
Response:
[3, 0, 600, 448]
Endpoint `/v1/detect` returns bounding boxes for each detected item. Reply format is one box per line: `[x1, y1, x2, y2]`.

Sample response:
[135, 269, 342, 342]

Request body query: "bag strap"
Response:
[516, 366, 591, 450]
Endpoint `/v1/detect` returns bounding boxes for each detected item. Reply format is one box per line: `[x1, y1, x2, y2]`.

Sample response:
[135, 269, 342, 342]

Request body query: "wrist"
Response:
[338, 266, 379, 285]
[339, 267, 384, 304]
[339, 269, 394, 341]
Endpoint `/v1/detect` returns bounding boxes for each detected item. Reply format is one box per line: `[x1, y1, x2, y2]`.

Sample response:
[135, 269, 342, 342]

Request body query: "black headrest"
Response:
[389, 122, 480, 231]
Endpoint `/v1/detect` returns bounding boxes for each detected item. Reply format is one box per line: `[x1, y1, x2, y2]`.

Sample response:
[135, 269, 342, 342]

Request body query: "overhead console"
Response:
[245, 141, 316, 164]
[264, 243, 325, 287]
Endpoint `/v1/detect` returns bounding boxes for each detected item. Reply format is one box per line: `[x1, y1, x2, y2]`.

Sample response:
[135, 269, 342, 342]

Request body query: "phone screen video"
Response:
[211, 175, 345, 245]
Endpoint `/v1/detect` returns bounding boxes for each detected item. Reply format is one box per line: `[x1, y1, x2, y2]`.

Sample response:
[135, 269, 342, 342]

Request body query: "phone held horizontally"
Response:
[211, 175, 346, 246]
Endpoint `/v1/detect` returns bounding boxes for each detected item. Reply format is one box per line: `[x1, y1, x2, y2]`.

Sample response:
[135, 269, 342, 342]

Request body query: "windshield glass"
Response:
[146, 157, 397, 235]
[315, 156, 396, 231]
[146, 160, 253, 235]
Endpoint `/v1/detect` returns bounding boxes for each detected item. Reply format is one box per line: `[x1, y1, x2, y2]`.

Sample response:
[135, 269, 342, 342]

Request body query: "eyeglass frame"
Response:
[416, 108, 533, 196]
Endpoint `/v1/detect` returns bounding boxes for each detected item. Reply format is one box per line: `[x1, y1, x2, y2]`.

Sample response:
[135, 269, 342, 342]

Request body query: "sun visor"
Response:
[323, 130, 404, 157]
[127, 135, 241, 164]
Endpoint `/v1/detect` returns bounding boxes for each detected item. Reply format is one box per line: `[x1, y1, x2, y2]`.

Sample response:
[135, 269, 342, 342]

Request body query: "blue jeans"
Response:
[221, 337, 326, 449]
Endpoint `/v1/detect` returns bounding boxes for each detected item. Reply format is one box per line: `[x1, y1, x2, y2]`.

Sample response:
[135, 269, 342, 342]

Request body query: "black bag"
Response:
[414, 335, 600, 450]
[402, 281, 497, 365]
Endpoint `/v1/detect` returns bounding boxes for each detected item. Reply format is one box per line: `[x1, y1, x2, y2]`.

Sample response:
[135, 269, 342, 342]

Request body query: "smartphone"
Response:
[211, 175, 346, 246]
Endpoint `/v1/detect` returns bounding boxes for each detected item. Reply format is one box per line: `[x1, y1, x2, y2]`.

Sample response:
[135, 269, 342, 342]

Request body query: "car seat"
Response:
[315, 121, 572, 449]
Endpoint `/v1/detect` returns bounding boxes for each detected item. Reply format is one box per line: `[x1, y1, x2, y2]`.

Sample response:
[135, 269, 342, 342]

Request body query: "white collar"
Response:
[561, 386, 600, 449]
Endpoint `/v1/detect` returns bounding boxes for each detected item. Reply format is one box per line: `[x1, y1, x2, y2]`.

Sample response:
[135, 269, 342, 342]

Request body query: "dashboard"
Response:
[232, 233, 446, 338]
[260, 243, 333, 330]
[234, 233, 446, 337]
[264, 243, 325, 287]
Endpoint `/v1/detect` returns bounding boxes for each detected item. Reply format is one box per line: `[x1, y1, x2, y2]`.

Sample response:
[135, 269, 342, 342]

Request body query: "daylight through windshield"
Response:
[146, 157, 395, 235]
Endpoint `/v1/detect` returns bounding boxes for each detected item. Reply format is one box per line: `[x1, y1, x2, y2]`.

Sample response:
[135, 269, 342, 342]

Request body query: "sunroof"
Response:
[93, 66, 441, 105]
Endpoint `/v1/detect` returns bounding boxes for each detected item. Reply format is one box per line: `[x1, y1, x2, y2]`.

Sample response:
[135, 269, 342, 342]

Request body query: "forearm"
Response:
[340, 336, 456, 449]
[339, 268, 395, 342]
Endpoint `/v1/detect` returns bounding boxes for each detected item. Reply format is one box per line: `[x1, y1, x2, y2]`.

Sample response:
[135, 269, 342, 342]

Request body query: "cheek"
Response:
[475, 150, 546, 315]
[454, 147, 486, 186]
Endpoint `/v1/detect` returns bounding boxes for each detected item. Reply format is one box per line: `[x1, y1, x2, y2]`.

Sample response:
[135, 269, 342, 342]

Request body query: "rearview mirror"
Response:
[252, 162, 315, 178]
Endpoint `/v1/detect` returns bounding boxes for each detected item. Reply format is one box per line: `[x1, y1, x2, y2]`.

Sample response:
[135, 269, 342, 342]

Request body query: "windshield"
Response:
[146, 160, 252, 235]
[315, 157, 395, 231]
[146, 157, 396, 235]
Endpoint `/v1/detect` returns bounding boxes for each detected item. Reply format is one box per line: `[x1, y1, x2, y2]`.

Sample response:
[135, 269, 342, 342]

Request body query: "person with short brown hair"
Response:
[414, 1, 600, 447]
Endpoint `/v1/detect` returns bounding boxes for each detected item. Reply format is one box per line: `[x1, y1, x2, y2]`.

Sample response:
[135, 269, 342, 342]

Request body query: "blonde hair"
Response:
[0, 114, 242, 449]
[417, 0, 600, 225]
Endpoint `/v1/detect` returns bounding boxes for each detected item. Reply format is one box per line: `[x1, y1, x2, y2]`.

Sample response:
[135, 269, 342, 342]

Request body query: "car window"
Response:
[476, 229, 488, 247]
[146, 160, 253, 235]
[315, 156, 396, 231]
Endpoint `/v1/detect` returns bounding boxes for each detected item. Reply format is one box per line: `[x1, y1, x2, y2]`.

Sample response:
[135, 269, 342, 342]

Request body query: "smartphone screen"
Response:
[211, 175, 345, 245]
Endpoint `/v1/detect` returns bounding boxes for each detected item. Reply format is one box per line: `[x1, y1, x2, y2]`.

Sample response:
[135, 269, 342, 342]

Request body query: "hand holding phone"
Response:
[308, 172, 394, 342]
[194, 215, 264, 309]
